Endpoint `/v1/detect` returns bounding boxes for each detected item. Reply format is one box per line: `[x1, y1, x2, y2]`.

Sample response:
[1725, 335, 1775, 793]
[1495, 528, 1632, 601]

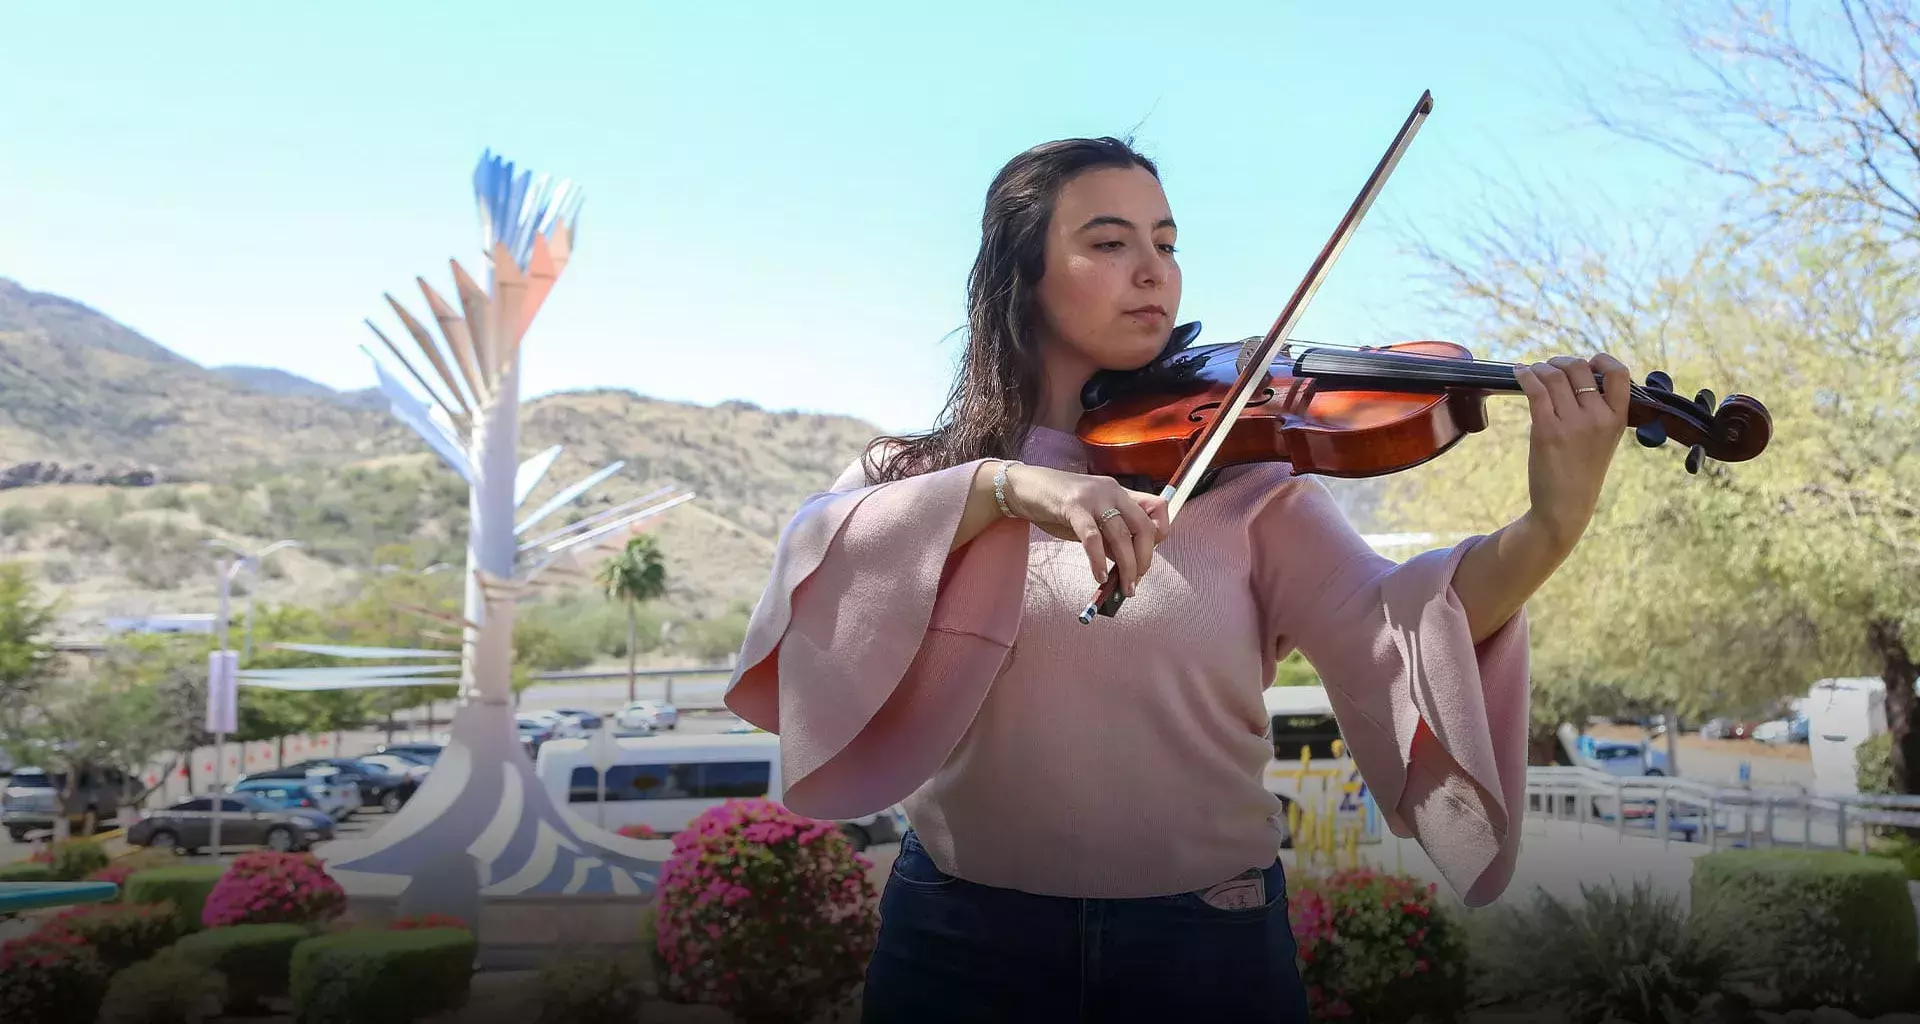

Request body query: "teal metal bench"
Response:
[0, 880, 119, 915]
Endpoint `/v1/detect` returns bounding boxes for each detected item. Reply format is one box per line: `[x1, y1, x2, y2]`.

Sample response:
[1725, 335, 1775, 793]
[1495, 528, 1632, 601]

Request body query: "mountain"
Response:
[209, 365, 382, 408]
[0, 276, 883, 640]
[0, 277, 417, 482]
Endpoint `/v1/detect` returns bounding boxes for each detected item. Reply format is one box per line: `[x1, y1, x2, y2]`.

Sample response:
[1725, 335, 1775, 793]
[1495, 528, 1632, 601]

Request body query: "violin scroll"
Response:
[1628, 368, 1772, 475]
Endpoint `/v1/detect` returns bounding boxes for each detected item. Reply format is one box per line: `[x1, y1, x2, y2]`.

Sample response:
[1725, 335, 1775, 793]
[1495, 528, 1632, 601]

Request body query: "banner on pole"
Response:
[206, 650, 238, 734]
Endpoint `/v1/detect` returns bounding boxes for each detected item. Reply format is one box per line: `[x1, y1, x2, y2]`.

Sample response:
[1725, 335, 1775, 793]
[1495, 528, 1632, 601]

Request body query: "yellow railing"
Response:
[1274, 740, 1370, 871]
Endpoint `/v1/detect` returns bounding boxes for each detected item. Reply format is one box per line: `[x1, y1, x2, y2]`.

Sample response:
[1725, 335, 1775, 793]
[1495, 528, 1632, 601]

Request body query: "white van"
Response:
[1805, 676, 1888, 796]
[1261, 685, 1377, 845]
[533, 730, 907, 851]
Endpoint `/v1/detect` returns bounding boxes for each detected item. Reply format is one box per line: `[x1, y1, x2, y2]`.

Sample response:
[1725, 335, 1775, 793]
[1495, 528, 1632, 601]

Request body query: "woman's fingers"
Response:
[1549, 355, 1606, 413]
[1097, 508, 1140, 596]
[1068, 507, 1108, 585]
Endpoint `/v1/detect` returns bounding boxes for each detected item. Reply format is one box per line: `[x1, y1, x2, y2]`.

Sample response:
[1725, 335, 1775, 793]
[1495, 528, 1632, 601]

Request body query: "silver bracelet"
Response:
[992, 460, 1021, 518]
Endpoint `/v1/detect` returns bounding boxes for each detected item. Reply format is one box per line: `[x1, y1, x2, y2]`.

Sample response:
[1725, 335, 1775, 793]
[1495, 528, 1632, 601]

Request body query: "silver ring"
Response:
[1098, 507, 1122, 522]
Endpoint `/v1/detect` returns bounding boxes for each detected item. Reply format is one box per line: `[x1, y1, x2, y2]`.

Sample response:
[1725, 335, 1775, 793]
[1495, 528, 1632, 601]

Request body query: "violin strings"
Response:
[1292, 346, 1671, 410]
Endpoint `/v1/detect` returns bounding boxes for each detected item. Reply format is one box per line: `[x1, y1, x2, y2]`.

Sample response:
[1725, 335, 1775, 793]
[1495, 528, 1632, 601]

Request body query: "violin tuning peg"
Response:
[1686, 444, 1705, 475]
[1645, 371, 1673, 392]
[1694, 388, 1716, 412]
[1635, 422, 1667, 449]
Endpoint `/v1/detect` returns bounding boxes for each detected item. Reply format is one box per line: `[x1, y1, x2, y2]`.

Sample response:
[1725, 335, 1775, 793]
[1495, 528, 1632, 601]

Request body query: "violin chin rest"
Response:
[1081, 321, 1203, 410]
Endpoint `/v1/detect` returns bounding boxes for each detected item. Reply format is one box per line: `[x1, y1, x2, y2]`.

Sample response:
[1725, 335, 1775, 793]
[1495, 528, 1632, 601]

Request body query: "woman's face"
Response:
[1032, 164, 1182, 374]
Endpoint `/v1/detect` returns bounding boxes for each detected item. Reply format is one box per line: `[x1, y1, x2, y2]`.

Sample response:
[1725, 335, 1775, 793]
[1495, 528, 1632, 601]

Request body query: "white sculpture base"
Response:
[316, 699, 668, 896]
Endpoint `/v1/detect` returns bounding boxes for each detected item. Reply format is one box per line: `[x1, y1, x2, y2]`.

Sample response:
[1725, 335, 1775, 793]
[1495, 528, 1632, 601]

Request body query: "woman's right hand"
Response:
[1003, 463, 1170, 596]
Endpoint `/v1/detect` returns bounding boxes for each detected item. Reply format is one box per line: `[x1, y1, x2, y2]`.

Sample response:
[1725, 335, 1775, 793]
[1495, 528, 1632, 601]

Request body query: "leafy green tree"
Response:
[0, 561, 60, 749]
[1383, 0, 1920, 777]
[596, 535, 669, 702]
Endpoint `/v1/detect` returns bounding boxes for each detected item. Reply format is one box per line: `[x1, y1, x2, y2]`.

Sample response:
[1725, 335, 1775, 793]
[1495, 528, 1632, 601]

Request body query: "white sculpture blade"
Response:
[367, 353, 474, 481]
[515, 446, 563, 508]
[514, 460, 626, 536]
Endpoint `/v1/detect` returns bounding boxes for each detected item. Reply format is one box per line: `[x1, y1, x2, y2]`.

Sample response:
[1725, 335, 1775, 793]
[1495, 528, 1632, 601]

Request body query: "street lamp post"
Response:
[203, 538, 300, 856]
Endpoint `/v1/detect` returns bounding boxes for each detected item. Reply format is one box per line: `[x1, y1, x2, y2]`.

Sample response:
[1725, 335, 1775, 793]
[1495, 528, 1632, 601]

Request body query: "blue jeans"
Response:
[861, 831, 1310, 1023]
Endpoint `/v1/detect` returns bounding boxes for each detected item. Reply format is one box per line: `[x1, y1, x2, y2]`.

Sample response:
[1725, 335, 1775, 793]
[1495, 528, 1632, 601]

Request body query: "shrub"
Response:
[201, 851, 346, 928]
[653, 797, 880, 1024]
[87, 847, 180, 896]
[96, 946, 227, 1024]
[39, 901, 189, 972]
[1288, 867, 1471, 1022]
[125, 865, 226, 927]
[288, 927, 476, 1024]
[530, 949, 650, 1024]
[40, 837, 112, 880]
[0, 930, 112, 1024]
[390, 913, 468, 931]
[171, 923, 310, 1014]
[1854, 731, 1894, 795]
[0, 861, 56, 882]
[1468, 879, 1742, 1024]
[618, 823, 660, 839]
[1691, 848, 1918, 1014]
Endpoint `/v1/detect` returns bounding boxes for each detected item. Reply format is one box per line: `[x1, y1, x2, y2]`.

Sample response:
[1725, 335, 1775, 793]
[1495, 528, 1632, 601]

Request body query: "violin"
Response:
[1073, 90, 1773, 624]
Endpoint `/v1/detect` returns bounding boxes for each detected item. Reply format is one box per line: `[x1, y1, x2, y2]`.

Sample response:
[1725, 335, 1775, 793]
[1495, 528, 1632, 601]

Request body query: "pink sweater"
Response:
[724, 424, 1531, 906]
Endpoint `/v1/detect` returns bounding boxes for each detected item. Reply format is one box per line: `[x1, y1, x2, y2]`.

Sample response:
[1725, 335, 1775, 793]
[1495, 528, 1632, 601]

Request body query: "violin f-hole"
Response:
[1186, 387, 1276, 423]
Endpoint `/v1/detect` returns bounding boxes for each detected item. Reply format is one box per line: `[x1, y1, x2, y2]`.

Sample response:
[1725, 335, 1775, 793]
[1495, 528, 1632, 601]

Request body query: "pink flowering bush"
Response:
[1288, 867, 1471, 1022]
[0, 930, 111, 1024]
[201, 851, 347, 928]
[37, 900, 188, 971]
[653, 797, 880, 1024]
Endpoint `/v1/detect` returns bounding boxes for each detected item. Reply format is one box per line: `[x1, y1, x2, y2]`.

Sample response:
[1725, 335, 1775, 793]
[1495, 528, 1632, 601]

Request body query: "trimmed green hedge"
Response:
[171, 923, 311, 1014]
[123, 865, 226, 929]
[0, 861, 56, 882]
[1692, 848, 1918, 1014]
[289, 927, 476, 1024]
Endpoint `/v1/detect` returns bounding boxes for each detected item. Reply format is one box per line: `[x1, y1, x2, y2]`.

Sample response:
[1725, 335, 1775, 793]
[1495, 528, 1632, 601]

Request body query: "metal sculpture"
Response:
[308, 151, 690, 897]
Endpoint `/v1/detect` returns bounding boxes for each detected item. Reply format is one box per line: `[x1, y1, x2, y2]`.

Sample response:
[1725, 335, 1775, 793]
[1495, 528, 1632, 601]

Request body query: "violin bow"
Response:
[1080, 89, 1436, 625]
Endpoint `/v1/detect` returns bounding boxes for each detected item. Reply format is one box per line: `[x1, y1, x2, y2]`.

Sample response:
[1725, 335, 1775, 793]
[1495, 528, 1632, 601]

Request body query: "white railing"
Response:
[1522, 765, 1920, 854]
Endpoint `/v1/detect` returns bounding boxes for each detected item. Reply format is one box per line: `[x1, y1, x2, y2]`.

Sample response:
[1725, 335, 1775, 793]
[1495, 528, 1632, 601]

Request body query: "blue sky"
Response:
[0, 1, 1717, 436]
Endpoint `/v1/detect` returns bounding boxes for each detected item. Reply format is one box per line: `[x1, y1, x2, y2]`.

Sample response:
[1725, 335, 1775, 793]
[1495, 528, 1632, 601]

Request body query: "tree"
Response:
[597, 534, 669, 703]
[1577, 0, 1920, 248]
[1390, 184, 1915, 771]
[0, 561, 61, 746]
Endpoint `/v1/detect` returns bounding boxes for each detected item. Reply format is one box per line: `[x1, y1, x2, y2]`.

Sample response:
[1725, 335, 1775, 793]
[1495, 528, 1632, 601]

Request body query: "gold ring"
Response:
[1574, 386, 1599, 395]
[1099, 507, 1122, 522]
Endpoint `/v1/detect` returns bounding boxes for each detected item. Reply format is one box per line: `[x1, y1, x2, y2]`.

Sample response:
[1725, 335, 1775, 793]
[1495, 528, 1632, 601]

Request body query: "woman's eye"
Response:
[1093, 240, 1124, 251]
[1159, 244, 1178, 254]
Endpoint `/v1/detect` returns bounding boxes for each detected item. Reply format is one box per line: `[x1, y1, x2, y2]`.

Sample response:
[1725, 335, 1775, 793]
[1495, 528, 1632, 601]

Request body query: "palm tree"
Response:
[596, 535, 668, 703]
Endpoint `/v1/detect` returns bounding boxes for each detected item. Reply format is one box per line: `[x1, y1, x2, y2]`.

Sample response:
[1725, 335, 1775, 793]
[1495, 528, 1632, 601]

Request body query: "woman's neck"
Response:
[1034, 346, 1095, 434]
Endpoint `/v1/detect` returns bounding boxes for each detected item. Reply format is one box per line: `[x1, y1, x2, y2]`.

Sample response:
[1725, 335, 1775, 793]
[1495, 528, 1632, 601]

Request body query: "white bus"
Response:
[1261, 685, 1377, 846]
[533, 730, 907, 851]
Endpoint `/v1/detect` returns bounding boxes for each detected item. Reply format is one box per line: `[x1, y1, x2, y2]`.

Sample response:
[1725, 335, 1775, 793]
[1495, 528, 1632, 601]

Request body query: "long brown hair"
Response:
[864, 136, 1160, 483]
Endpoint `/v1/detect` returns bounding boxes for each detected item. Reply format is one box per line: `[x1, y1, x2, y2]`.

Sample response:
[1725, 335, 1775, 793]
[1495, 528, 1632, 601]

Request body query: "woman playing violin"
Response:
[724, 136, 1632, 1022]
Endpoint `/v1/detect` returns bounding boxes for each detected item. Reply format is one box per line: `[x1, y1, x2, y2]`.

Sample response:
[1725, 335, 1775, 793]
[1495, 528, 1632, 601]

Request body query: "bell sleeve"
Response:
[723, 453, 1030, 821]
[1251, 474, 1532, 907]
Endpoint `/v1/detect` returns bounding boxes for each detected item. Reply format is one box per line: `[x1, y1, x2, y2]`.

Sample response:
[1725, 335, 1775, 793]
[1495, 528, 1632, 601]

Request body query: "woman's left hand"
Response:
[1512, 353, 1632, 554]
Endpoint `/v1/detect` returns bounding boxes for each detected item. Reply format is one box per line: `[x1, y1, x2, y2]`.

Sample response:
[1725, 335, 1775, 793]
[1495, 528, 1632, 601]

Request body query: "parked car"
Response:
[552, 707, 604, 731]
[241, 758, 415, 813]
[231, 777, 357, 821]
[127, 792, 334, 854]
[375, 742, 444, 766]
[358, 753, 431, 782]
[520, 710, 585, 738]
[2, 766, 129, 841]
[617, 700, 679, 732]
[1590, 740, 1671, 777]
